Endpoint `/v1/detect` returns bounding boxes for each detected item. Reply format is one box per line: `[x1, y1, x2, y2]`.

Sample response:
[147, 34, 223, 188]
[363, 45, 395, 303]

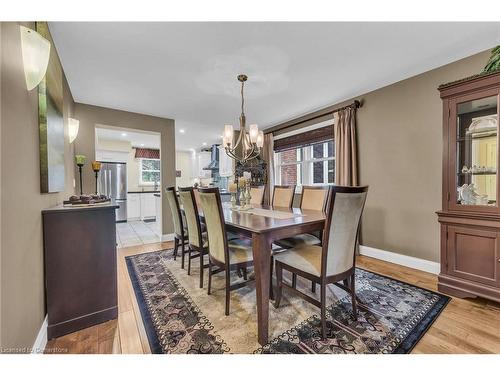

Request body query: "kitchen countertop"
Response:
[42, 201, 119, 214]
[128, 190, 160, 194]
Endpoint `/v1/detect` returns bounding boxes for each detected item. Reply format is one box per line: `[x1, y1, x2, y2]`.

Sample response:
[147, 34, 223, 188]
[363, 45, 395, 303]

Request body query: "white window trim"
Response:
[139, 158, 161, 186]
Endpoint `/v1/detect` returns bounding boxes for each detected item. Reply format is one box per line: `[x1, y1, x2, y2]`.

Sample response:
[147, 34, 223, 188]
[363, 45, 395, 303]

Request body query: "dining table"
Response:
[197, 201, 326, 346]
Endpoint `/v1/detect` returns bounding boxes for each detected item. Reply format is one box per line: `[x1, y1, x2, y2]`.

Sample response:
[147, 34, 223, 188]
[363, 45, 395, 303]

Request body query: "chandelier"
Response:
[222, 74, 264, 164]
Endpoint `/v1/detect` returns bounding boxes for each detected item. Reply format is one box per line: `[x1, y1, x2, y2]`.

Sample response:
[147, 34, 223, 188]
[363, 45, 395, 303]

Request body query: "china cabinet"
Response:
[437, 71, 500, 302]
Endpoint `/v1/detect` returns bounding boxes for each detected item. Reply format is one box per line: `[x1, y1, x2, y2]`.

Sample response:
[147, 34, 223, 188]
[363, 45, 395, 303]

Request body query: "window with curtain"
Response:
[274, 140, 334, 188]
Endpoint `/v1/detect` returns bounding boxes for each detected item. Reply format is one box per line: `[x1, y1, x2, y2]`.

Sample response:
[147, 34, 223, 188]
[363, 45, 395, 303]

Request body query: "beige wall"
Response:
[355, 50, 490, 262]
[73, 103, 175, 235]
[1, 22, 76, 349]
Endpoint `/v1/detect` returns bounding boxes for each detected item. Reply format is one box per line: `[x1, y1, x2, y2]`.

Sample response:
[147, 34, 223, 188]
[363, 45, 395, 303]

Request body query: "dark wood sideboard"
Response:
[42, 203, 119, 339]
[437, 71, 500, 302]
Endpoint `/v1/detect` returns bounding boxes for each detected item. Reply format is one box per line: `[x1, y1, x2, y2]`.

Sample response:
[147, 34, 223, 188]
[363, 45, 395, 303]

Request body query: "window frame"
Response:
[139, 158, 161, 186]
[274, 141, 335, 192]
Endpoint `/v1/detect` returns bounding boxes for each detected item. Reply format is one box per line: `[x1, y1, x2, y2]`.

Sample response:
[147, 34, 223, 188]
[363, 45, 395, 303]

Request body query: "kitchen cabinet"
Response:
[141, 193, 156, 218]
[127, 193, 141, 220]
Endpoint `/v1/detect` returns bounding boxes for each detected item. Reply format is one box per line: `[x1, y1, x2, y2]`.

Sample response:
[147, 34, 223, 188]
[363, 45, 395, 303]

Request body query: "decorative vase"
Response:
[231, 193, 237, 209]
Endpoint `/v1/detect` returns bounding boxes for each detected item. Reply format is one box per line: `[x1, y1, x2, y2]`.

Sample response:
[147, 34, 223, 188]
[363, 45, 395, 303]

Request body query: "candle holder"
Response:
[231, 193, 237, 208]
[92, 161, 102, 195]
[75, 154, 87, 195]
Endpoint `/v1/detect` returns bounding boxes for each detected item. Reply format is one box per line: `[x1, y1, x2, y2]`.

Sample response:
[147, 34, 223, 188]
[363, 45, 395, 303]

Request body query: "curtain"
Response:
[334, 107, 358, 186]
[135, 148, 160, 159]
[262, 133, 275, 205]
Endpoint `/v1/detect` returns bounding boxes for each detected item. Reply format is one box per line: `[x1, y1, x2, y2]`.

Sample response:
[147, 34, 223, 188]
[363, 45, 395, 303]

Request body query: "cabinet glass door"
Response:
[456, 95, 498, 206]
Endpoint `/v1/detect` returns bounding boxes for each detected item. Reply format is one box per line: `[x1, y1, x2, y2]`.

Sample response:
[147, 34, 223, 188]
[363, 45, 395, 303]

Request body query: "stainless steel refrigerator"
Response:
[99, 162, 127, 222]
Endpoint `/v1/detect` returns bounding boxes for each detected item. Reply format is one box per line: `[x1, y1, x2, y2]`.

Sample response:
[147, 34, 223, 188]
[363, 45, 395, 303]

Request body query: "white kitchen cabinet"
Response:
[197, 152, 212, 178]
[140, 193, 156, 218]
[127, 193, 141, 220]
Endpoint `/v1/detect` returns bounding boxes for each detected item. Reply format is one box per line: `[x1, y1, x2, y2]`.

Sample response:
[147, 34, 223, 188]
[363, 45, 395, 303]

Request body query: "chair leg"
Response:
[311, 281, 316, 293]
[274, 262, 283, 308]
[187, 246, 192, 275]
[350, 273, 358, 319]
[225, 268, 231, 316]
[269, 257, 274, 300]
[292, 273, 297, 289]
[181, 241, 186, 269]
[173, 237, 178, 260]
[207, 260, 212, 295]
[199, 250, 204, 288]
[320, 282, 327, 340]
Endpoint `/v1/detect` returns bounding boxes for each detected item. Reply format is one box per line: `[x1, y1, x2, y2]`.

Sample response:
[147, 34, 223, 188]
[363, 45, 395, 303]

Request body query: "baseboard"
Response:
[32, 315, 48, 354]
[161, 233, 175, 242]
[359, 245, 440, 275]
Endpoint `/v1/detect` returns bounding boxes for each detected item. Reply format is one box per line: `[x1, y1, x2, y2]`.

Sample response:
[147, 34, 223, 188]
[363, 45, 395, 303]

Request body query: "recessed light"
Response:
[121, 133, 127, 137]
[179, 129, 185, 134]
[202, 142, 207, 146]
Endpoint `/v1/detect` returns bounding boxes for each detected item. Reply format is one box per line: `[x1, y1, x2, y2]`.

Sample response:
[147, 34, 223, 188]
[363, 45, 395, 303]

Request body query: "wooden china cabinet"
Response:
[437, 71, 500, 302]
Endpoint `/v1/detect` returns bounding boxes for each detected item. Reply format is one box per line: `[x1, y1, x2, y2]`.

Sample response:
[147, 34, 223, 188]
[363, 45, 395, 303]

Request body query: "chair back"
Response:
[165, 187, 183, 238]
[272, 185, 295, 208]
[178, 187, 204, 248]
[322, 185, 368, 277]
[198, 188, 229, 264]
[250, 186, 265, 205]
[193, 188, 202, 208]
[300, 186, 329, 211]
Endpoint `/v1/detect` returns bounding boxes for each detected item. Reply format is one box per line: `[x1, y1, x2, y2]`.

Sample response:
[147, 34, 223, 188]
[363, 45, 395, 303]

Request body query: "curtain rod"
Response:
[265, 99, 362, 135]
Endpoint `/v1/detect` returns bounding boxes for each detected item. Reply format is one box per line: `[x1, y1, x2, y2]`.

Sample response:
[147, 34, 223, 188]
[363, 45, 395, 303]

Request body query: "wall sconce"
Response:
[19, 25, 51, 91]
[68, 118, 80, 143]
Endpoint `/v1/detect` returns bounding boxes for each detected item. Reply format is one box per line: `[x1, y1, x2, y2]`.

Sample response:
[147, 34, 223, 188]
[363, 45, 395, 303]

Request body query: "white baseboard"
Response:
[359, 245, 440, 275]
[161, 233, 175, 242]
[32, 315, 48, 354]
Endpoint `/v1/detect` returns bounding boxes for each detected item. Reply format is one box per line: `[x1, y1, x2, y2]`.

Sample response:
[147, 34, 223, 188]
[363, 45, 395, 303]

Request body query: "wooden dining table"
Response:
[198, 202, 326, 346]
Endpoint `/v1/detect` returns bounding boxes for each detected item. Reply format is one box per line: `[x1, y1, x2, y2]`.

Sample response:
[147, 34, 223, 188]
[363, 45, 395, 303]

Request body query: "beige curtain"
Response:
[262, 133, 275, 205]
[334, 107, 358, 186]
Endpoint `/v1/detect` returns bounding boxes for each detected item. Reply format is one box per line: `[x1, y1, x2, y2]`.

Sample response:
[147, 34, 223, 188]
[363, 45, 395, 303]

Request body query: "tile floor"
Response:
[116, 220, 161, 248]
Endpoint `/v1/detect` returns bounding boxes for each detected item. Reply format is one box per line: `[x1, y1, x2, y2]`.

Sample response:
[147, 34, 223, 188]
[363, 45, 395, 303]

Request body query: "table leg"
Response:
[252, 232, 272, 346]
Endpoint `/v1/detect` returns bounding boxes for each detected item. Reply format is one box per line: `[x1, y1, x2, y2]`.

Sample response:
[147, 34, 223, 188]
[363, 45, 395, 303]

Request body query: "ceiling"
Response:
[49, 22, 500, 151]
[95, 126, 160, 149]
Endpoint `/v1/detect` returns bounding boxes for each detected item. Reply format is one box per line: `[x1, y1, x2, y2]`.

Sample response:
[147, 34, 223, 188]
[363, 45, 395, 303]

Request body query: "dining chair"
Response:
[274, 185, 368, 339]
[272, 185, 296, 208]
[198, 187, 255, 316]
[165, 187, 188, 267]
[178, 187, 209, 288]
[250, 186, 265, 205]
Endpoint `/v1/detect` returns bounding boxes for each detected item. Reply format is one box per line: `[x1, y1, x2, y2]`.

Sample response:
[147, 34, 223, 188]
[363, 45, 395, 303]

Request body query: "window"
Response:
[139, 158, 160, 185]
[275, 140, 334, 189]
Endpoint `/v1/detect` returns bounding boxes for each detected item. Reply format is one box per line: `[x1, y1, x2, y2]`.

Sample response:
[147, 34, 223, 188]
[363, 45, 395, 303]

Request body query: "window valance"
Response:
[273, 125, 333, 152]
[134, 148, 160, 159]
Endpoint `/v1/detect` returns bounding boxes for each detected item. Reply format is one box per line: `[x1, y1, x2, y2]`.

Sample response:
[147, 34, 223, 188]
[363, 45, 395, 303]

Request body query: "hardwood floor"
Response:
[44, 242, 500, 354]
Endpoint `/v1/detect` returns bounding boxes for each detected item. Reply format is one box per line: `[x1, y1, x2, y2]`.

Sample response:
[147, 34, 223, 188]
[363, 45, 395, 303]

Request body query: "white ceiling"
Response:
[96, 126, 160, 149]
[49, 22, 500, 151]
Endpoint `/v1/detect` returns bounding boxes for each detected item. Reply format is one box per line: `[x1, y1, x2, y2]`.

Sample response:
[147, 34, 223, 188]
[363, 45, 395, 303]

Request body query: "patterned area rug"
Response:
[126, 249, 449, 354]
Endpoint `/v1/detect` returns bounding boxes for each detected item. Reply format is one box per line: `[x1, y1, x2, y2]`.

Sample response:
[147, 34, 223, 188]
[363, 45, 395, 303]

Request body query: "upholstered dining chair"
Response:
[250, 186, 265, 205]
[178, 187, 209, 288]
[198, 187, 255, 316]
[273, 185, 330, 293]
[165, 187, 188, 266]
[274, 185, 368, 339]
[272, 185, 296, 208]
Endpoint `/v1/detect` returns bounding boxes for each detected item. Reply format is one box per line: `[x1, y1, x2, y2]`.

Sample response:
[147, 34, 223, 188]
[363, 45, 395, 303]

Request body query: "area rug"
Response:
[126, 249, 449, 354]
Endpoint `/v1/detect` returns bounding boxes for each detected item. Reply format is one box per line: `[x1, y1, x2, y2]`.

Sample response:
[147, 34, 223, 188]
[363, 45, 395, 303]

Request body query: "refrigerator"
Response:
[99, 162, 127, 222]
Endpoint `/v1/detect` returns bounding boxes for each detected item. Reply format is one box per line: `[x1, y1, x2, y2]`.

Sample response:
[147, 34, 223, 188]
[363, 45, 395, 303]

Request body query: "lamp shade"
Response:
[249, 124, 259, 143]
[20, 26, 51, 91]
[256, 130, 264, 148]
[68, 118, 79, 143]
[224, 125, 234, 143]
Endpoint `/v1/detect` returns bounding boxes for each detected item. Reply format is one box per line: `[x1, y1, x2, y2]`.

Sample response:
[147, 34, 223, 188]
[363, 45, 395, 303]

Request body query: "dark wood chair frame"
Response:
[178, 187, 209, 288]
[274, 185, 368, 339]
[271, 185, 296, 209]
[165, 186, 189, 268]
[199, 187, 255, 316]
